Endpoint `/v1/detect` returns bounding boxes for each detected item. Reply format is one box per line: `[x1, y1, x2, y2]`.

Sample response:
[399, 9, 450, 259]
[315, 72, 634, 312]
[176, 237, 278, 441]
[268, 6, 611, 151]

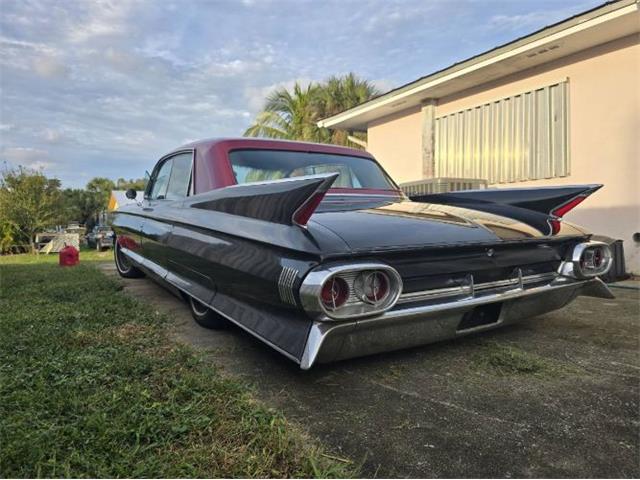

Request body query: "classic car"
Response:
[86, 225, 114, 251]
[112, 138, 614, 369]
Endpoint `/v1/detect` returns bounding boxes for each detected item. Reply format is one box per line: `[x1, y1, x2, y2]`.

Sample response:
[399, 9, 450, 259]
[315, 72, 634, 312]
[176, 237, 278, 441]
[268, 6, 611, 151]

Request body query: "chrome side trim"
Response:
[278, 266, 299, 306]
[396, 271, 557, 305]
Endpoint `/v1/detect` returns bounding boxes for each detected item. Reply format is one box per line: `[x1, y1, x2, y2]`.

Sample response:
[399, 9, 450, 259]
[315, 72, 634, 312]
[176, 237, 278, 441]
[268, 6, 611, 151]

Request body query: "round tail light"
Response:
[355, 271, 390, 304]
[561, 241, 613, 279]
[320, 276, 349, 311]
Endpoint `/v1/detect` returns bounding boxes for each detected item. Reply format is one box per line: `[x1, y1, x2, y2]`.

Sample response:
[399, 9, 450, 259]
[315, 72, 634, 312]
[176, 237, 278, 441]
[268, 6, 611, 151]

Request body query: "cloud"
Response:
[0, 0, 602, 187]
[33, 56, 69, 78]
[42, 128, 64, 143]
[362, 3, 437, 34]
[1, 147, 56, 170]
[244, 78, 315, 112]
[488, 7, 581, 33]
[67, 0, 138, 43]
[371, 78, 395, 95]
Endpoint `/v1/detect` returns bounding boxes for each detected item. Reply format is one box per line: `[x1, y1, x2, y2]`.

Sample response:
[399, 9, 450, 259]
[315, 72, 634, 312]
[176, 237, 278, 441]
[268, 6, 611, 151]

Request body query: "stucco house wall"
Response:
[368, 106, 424, 184]
[367, 34, 640, 273]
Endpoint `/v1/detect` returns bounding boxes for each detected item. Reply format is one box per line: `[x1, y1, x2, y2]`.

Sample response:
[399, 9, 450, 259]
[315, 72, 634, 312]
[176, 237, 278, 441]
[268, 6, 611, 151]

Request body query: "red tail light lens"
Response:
[320, 276, 349, 310]
[355, 271, 390, 304]
[550, 196, 587, 234]
[552, 196, 587, 218]
[293, 191, 326, 226]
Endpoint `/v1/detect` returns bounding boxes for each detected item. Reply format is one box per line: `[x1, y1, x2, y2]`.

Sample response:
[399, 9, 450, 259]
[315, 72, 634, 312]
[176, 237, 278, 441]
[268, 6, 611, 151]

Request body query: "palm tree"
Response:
[244, 73, 380, 148]
[244, 82, 325, 143]
[317, 73, 380, 147]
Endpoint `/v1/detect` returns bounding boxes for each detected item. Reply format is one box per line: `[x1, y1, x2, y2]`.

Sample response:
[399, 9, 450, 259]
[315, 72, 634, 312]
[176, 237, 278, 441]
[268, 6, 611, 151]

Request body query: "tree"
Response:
[316, 73, 380, 146]
[86, 177, 115, 226]
[61, 188, 102, 227]
[244, 73, 380, 148]
[116, 177, 146, 191]
[244, 82, 325, 142]
[0, 166, 63, 252]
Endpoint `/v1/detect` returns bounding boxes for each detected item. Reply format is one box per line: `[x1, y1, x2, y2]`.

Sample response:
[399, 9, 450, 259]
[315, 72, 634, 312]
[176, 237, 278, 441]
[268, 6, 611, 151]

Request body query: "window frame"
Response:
[145, 149, 195, 200]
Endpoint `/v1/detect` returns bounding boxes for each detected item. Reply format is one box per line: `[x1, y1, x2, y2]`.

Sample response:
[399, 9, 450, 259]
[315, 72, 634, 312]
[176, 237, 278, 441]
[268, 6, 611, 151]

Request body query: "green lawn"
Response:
[0, 252, 353, 478]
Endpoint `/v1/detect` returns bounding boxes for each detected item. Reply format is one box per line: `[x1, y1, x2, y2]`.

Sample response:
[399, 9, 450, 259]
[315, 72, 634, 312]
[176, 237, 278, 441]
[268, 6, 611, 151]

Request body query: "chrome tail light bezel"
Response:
[300, 262, 403, 320]
[559, 241, 613, 279]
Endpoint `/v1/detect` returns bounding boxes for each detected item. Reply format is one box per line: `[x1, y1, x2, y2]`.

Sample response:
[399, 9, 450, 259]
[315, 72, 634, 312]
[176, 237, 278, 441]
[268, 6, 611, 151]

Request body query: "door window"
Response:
[166, 153, 192, 200]
[147, 151, 193, 200]
[149, 159, 173, 199]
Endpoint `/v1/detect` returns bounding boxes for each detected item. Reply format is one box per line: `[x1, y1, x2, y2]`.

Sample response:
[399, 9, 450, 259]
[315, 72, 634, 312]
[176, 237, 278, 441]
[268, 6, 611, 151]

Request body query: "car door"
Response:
[162, 152, 218, 305]
[138, 155, 176, 275]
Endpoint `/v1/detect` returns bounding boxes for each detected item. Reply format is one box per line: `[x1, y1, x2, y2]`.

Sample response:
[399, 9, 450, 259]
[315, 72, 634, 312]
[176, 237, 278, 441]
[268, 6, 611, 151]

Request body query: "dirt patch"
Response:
[472, 341, 577, 377]
[108, 322, 153, 340]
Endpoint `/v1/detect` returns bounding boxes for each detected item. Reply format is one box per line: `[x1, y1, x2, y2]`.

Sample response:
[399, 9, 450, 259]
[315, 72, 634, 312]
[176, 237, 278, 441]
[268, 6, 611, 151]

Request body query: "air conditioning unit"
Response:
[400, 177, 488, 196]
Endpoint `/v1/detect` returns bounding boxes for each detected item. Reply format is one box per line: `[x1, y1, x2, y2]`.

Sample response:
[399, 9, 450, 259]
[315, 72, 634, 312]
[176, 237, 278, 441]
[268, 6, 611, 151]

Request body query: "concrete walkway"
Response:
[100, 264, 640, 478]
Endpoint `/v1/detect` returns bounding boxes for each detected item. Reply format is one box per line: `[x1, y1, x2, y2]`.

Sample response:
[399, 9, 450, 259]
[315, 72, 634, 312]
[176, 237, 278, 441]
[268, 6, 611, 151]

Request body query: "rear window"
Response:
[228, 149, 396, 190]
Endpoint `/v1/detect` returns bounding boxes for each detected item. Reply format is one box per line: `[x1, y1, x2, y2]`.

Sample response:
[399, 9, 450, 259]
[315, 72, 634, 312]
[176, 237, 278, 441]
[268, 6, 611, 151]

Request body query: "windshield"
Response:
[229, 149, 396, 190]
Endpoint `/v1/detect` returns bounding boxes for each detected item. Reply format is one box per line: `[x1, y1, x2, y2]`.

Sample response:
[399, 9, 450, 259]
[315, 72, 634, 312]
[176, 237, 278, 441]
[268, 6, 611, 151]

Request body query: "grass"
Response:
[0, 246, 112, 265]
[0, 253, 355, 478]
[473, 342, 566, 377]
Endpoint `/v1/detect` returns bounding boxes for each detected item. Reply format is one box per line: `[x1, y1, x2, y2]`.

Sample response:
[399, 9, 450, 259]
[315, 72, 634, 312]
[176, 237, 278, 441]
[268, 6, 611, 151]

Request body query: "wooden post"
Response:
[421, 99, 437, 179]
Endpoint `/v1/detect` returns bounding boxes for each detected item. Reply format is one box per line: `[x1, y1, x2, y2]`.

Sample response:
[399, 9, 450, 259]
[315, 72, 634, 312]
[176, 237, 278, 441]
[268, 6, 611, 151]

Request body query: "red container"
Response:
[59, 245, 80, 267]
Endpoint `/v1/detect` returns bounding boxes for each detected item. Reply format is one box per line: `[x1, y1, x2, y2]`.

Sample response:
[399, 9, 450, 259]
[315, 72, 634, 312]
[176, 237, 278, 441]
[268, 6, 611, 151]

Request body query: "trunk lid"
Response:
[310, 196, 585, 252]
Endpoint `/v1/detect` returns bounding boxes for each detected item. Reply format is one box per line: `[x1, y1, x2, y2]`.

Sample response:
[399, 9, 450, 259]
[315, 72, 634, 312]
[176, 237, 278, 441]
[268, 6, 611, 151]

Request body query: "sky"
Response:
[0, 0, 604, 188]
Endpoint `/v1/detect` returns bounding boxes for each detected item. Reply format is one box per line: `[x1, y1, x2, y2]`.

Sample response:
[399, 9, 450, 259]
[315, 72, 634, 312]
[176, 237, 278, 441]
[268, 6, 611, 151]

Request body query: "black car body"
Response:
[112, 138, 614, 369]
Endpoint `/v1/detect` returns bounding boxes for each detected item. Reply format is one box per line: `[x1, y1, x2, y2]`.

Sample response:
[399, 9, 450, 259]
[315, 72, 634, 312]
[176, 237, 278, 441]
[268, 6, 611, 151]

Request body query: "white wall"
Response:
[367, 34, 640, 273]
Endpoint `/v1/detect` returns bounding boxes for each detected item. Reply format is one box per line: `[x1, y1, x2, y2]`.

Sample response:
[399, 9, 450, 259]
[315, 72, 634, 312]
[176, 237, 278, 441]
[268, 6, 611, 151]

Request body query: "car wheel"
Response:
[188, 296, 228, 329]
[114, 240, 144, 278]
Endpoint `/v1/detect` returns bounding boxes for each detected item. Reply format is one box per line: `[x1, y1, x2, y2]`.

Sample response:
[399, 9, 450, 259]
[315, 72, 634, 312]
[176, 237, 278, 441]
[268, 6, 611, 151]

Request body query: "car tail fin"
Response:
[188, 173, 338, 226]
[411, 184, 603, 235]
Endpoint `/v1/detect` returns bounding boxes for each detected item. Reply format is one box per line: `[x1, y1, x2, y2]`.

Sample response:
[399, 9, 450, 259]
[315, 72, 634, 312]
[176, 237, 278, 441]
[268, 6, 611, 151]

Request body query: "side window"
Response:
[149, 159, 173, 199]
[166, 153, 192, 200]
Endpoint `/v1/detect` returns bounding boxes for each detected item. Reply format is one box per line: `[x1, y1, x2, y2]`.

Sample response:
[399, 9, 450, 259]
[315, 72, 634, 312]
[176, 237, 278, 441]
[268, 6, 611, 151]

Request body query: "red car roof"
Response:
[165, 137, 396, 193]
[178, 137, 376, 159]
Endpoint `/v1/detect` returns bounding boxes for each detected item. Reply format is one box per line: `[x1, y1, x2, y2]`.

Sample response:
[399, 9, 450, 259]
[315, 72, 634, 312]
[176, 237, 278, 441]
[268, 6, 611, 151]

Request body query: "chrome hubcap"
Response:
[116, 244, 131, 272]
[191, 298, 209, 316]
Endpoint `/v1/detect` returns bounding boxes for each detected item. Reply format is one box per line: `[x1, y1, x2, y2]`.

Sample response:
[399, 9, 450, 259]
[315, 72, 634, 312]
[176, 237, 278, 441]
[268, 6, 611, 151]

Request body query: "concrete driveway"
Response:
[101, 264, 639, 478]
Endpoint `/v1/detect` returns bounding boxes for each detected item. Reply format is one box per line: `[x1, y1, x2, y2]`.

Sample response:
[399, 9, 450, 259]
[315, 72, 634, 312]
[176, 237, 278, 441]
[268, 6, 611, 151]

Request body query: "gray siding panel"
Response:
[435, 81, 569, 184]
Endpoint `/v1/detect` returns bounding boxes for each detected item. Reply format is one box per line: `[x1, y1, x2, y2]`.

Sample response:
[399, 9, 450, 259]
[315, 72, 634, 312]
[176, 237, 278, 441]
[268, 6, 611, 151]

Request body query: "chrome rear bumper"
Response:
[299, 277, 613, 369]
